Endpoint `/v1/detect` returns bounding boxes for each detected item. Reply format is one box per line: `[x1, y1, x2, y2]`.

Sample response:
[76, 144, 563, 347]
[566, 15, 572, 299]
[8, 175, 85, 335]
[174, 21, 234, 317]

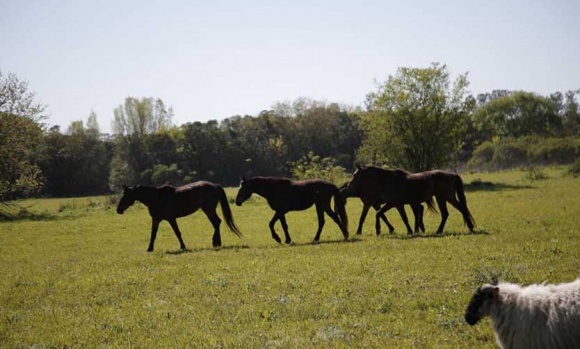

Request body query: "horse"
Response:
[235, 177, 349, 244]
[339, 176, 434, 235]
[116, 181, 242, 252]
[344, 165, 475, 235]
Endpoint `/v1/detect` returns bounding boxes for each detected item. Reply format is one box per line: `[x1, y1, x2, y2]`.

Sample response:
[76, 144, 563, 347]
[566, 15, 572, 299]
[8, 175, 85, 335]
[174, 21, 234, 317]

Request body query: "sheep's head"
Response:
[464, 284, 500, 325]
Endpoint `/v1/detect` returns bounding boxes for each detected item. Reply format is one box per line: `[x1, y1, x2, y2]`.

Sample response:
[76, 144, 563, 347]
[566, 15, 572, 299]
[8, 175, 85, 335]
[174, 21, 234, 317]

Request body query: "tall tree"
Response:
[112, 97, 173, 136]
[0, 69, 47, 122]
[360, 63, 472, 171]
[472, 91, 562, 142]
[0, 70, 46, 206]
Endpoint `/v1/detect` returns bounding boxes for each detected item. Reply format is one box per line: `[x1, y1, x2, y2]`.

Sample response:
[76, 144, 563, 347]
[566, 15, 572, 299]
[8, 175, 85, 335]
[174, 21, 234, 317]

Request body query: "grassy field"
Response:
[1, 168, 580, 348]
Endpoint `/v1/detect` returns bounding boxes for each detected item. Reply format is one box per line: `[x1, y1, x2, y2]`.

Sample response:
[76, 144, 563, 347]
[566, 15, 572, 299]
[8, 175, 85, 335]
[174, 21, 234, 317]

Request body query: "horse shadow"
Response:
[465, 180, 533, 192]
[165, 244, 251, 255]
[383, 229, 490, 240]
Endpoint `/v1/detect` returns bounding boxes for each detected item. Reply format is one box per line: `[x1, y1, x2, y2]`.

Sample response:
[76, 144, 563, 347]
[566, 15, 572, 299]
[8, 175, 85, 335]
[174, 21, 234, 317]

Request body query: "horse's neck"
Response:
[250, 179, 280, 199]
[135, 187, 158, 208]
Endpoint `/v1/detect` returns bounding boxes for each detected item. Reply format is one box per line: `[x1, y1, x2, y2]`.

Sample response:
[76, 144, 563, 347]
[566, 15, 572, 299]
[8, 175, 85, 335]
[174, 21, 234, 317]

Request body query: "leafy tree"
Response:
[360, 63, 472, 171]
[112, 97, 173, 136]
[0, 70, 46, 208]
[0, 113, 44, 201]
[40, 114, 113, 196]
[110, 97, 176, 188]
[472, 91, 562, 142]
[0, 69, 47, 122]
[291, 151, 349, 184]
[562, 89, 580, 136]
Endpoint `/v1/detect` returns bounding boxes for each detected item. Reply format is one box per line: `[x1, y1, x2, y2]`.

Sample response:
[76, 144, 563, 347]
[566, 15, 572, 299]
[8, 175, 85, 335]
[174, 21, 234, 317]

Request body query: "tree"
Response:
[0, 113, 44, 201]
[0, 69, 47, 122]
[0, 70, 46, 208]
[39, 114, 112, 196]
[360, 63, 472, 171]
[472, 91, 562, 142]
[112, 97, 173, 136]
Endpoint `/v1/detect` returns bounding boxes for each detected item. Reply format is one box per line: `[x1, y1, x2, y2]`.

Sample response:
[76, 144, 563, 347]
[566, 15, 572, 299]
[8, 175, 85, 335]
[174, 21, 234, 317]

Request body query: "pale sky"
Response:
[1, 0, 579, 133]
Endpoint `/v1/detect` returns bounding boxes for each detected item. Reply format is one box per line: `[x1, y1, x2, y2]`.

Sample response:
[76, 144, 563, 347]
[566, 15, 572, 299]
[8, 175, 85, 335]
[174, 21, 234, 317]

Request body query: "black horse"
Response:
[344, 165, 475, 235]
[340, 178, 432, 235]
[235, 177, 349, 244]
[116, 181, 242, 251]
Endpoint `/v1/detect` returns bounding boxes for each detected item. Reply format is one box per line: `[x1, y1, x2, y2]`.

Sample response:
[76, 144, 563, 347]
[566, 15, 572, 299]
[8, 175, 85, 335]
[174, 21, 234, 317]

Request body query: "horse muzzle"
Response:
[116, 207, 125, 214]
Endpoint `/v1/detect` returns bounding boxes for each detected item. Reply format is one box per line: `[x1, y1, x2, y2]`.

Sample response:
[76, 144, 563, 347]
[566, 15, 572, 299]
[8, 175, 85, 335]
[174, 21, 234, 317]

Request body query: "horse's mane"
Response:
[246, 176, 293, 185]
[361, 166, 409, 178]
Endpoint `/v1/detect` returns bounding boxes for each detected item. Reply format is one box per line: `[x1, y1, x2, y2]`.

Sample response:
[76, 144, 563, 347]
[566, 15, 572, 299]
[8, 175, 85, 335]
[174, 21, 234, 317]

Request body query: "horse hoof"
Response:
[312, 240, 320, 245]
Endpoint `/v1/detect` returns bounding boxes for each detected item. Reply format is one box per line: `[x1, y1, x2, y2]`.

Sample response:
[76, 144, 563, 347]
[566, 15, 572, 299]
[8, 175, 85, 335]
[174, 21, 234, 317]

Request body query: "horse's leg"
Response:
[313, 204, 326, 243]
[201, 206, 222, 248]
[395, 205, 413, 235]
[322, 204, 347, 240]
[373, 203, 395, 234]
[356, 204, 371, 235]
[447, 198, 475, 233]
[375, 203, 395, 236]
[167, 218, 188, 251]
[279, 214, 292, 244]
[269, 212, 283, 244]
[411, 203, 425, 233]
[435, 197, 449, 235]
[147, 218, 162, 252]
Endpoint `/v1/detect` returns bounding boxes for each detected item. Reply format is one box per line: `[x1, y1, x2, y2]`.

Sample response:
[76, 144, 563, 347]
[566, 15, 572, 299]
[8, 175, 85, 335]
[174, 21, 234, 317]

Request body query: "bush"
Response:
[468, 136, 580, 171]
[568, 160, 580, 178]
[291, 152, 350, 185]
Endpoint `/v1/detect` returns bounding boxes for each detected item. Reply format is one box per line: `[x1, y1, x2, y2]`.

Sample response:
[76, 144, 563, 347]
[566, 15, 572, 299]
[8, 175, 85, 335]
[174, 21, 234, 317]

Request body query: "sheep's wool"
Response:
[490, 279, 580, 349]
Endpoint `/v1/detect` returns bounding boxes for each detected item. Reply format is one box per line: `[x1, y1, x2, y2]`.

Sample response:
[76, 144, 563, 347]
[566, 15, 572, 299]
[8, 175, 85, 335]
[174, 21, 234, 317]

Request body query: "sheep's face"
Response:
[464, 284, 499, 325]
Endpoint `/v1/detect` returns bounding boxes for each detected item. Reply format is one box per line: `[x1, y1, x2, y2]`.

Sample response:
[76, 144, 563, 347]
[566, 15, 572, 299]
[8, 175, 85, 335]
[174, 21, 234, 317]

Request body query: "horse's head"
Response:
[341, 166, 370, 198]
[464, 283, 499, 326]
[235, 177, 252, 206]
[116, 185, 137, 214]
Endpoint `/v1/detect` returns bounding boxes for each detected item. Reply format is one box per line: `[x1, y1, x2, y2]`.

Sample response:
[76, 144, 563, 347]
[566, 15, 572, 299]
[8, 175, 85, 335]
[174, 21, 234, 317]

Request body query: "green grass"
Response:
[1, 168, 580, 348]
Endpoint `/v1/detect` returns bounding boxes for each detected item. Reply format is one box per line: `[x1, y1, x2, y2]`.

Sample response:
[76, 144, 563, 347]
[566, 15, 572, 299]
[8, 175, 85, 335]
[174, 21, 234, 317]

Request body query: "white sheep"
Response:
[464, 279, 580, 349]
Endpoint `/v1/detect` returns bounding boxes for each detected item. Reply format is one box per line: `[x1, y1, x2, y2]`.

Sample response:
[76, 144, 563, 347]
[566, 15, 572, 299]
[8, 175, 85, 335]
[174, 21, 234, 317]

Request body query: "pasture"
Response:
[1, 168, 580, 348]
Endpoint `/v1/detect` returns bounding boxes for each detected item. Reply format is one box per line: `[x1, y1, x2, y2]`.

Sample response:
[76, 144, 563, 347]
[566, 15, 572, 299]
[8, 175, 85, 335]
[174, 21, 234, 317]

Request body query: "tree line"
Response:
[1, 63, 579, 202]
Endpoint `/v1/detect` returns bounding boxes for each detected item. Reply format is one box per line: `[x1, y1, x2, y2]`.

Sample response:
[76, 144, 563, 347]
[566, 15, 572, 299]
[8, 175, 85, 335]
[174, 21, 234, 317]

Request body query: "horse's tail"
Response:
[332, 186, 349, 238]
[455, 175, 475, 230]
[218, 186, 243, 237]
[425, 197, 438, 214]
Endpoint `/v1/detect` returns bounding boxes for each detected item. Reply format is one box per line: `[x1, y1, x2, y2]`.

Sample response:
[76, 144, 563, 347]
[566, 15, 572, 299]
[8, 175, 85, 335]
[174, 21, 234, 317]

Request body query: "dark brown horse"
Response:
[116, 181, 242, 251]
[344, 165, 475, 235]
[235, 177, 349, 244]
[340, 176, 434, 235]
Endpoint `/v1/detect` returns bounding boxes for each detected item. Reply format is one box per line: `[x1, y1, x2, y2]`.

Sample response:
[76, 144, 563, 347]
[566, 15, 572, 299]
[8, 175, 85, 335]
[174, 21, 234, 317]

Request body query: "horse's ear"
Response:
[240, 176, 246, 182]
[122, 185, 128, 191]
[356, 164, 363, 170]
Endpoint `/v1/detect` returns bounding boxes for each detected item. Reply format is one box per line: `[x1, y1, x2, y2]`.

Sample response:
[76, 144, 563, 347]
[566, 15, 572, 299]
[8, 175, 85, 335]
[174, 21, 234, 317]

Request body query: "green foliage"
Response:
[112, 97, 174, 136]
[0, 113, 44, 201]
[0, 69, 47, 122]
[361, 63, 472, 171]
[567, 160, 580, 177]
[472, 91, 562, 143]
[292, 151, 349, 184]
[39, 116, 113, 196]
[468, 136, 580, 170]
[1, 169, 580, 348]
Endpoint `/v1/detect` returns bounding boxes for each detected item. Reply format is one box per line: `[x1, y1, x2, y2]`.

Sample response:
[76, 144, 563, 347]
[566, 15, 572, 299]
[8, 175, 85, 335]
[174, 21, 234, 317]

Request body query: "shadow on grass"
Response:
[383, 229, 490, 240]
[165, 244, 251, 255]
[0, 210, 59, 222]
[465, 180, 533, 192]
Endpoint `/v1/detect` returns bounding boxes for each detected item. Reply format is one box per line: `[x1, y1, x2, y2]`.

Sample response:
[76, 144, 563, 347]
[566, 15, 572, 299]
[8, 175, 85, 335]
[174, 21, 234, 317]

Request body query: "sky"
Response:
[1, 0, 579, 133]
